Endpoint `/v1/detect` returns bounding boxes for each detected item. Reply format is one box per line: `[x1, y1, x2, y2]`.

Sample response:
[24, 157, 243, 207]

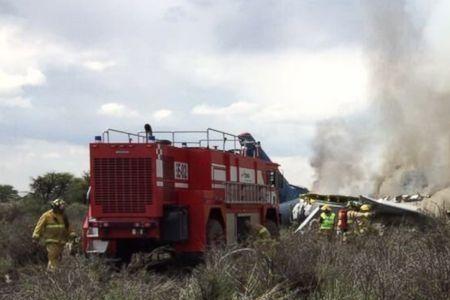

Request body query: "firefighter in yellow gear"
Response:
[319, 204, 336, 240]
[32, 199, 76, 270]
[244, 220, 275, 257]
[340, 201, 358, 237]
[256, 225, 271, 240]
[347, 204, 373, 235]
[245, 220, 271, 240]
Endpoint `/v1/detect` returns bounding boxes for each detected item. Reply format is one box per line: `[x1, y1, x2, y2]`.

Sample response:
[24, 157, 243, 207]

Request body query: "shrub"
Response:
[0, 202, 22, 223]
[310, 224, 450, 299]
[0, 202, 85, 278]
[181, 247, 295, 300]
[65, 202, 87, 231]
[0, 212, 47, 267]
[4, 256, 182, 300]
[1, 197, 450, 300]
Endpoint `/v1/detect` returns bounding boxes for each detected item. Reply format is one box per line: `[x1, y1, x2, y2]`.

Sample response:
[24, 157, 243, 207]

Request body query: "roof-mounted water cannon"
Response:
[144, 123, 155, 143]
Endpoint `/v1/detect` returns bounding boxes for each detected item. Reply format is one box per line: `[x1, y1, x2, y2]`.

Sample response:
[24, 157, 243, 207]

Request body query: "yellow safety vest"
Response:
[320, 212, 336, 230]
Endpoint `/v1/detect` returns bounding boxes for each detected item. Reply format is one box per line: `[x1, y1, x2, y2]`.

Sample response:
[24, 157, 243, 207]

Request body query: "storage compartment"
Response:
[162, 205, 189, 242]
[236, 215, 251, 243]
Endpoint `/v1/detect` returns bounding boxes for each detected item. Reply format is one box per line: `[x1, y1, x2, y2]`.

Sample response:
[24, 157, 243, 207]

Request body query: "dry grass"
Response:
[1, 202, 450, 299]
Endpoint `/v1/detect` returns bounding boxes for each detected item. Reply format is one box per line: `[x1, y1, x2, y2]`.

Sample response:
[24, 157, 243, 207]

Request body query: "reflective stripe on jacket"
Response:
[32, 209, 75, 244]
[320, 212, 336, 230]
[347, 211, 371, 220]
[347, 211, 372, 234]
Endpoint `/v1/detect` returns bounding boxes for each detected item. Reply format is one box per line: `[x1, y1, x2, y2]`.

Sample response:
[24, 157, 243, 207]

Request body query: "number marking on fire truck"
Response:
[174, 162, 189, 180]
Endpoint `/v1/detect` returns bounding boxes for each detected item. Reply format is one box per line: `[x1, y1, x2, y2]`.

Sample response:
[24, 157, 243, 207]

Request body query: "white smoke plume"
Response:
[311, 0, 450, 210]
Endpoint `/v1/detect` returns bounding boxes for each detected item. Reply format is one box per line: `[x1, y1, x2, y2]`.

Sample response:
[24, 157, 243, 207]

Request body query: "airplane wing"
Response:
[360, 195, 428, 217]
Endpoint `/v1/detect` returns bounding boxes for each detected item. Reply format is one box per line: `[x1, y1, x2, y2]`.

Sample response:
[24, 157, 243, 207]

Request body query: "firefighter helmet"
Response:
[51, 198, 66, 209]
[301, 196, 315, 204]
[360, 204, 371, 212]
[321, 204, 331, 211]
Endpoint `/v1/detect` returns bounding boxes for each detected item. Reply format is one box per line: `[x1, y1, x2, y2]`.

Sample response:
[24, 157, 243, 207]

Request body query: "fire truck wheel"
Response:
[265, 220, 279, 238]
[206, 219, 225, 247]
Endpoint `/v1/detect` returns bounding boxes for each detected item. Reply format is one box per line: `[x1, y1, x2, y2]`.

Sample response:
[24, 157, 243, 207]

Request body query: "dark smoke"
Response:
[311, 0, 450, 206]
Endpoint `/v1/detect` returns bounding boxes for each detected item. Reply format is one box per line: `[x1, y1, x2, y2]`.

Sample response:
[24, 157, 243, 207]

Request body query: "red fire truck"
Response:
[82, 126, 281, 259]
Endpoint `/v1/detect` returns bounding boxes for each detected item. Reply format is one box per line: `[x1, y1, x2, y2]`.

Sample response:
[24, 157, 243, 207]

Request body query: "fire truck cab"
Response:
[82, 126, 281, 259]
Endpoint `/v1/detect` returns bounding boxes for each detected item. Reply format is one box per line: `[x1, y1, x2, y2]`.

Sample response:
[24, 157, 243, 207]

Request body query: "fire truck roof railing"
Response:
[101, 128, 242, 152]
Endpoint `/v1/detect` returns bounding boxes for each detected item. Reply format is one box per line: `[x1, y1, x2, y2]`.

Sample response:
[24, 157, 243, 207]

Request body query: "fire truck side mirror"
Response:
[85, 186, 91, 204]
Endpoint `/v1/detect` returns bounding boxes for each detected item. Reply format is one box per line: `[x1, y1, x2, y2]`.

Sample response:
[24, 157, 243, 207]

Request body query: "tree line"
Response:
[0, 172, 90, 204]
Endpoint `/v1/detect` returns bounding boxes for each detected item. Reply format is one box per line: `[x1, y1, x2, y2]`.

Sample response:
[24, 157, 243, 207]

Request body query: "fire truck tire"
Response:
[206, 219, 225, 247]
[265, 220, 279, 238]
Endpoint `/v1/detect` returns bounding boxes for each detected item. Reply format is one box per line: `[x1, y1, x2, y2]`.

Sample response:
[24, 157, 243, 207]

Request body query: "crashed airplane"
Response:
[282, 193, 432, 234]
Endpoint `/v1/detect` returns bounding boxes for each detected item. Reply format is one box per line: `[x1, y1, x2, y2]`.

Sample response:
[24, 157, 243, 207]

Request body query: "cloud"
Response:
[0, 139, 89, 191]
[0, 20, 117, 115]
[0, 96, 32, 108]
[82, 60, 116, 72]
[173, 48, 368, 122]
[153, 109, 172, 121]
[0, 67, 46, 95]
[213, 0, 364, 52]
[191, 101, 255, 115]
[0, 0, 435, 192]
[271, 155, 315, 188]
[0, 24, 46, 111]
[98, 102, 139, 118]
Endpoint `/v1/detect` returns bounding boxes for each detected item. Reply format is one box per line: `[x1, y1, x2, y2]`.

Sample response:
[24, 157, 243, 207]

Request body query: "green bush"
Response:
[0, 202, 22, 223]
[65, 202, 87, 231]
[0, 212, 47, 268]
[29, 172, 89, 205]
[0, 185, 19, 203]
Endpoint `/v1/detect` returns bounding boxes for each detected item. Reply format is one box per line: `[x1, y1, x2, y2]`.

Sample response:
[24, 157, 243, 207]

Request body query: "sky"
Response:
[0, 0, 440, 192]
